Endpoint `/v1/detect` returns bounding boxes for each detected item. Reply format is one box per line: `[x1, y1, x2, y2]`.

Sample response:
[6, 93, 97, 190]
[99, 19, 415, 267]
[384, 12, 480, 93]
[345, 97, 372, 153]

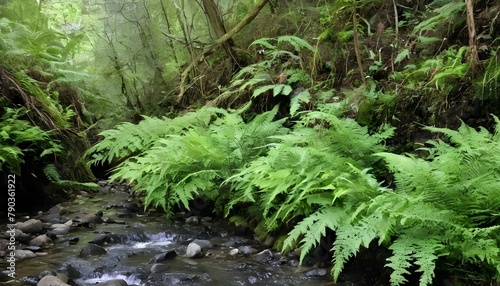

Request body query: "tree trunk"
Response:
[352, 0, 365, 85]
[465, 0, 479, 73]
[160, 0, 180, 66]
[177, 0, 270, 103]
[202, 0, 235, 53]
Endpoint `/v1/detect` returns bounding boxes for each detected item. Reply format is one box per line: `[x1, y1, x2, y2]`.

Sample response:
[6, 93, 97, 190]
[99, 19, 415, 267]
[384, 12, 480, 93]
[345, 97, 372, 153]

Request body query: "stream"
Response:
[0, 181, 337, 286]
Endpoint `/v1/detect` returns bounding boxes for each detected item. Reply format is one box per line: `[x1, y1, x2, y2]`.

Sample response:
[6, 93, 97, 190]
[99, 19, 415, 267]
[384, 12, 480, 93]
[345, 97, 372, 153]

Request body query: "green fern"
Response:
[227, 104, 393, 248]
[0, 108, 62, 174]
[216, 35, 314, 106]
[43, 163, 98, 191]
[89, 106, 287, 217]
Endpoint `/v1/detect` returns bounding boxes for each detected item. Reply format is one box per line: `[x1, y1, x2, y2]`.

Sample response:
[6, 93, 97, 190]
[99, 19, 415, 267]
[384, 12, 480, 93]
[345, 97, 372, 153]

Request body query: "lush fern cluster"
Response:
[226, 104, 393, 231]
[280, 117, 500, 285]
[87, 106, 287, 217]
[87, 96, 500, 284]
[0, 108, 62, 174]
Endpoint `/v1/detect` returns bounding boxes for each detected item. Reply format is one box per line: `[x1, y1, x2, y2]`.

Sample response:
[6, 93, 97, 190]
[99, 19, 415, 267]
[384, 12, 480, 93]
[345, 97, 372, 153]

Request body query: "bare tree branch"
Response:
[176, 0, 270, 103]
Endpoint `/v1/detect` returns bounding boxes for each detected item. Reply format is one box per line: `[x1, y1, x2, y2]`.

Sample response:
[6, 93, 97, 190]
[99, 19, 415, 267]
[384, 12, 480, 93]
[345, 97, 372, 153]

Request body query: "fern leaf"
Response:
[277, 35, 315, 52]
[290, 89, 311, 116]
[249, 37, 276, 50]
[252, 84, 275, 98]
[43, 164, 61, 183]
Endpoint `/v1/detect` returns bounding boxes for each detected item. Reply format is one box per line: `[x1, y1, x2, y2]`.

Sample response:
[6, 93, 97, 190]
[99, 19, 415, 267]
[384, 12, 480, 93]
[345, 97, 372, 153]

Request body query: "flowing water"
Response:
[0, 185, 336, 286]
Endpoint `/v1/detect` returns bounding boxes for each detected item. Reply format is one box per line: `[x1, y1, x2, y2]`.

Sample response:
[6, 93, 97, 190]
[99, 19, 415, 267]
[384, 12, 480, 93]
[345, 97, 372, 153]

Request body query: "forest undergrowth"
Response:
[3, 0, 500, 285]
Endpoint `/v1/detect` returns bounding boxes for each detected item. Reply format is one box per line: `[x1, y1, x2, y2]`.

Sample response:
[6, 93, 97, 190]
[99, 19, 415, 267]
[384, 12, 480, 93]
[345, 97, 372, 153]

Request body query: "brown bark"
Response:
[160, 0, 180, 66]
[202, 0, 235, 56]
[176, 0, 270, 103]
[465, 0, 479, 72]
[352, 0, 365, 85]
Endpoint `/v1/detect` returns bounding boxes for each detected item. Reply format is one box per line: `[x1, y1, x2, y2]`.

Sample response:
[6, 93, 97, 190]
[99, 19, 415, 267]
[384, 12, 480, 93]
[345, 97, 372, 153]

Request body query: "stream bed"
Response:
[0, 182, 337, 286]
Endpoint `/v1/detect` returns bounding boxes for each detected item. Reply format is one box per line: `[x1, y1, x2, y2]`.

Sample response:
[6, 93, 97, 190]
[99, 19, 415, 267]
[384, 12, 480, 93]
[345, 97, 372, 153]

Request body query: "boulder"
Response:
[37, 275, 70, 286]
[191, 239, 213, 249]
[185, 242, 202, 258]
[29, 235, 53, 248]
[50, 227, 69, 235]
[81, 214, 104, 225]
[148, 250, 177, 263]
[9, 229, 31, 244]
[79, 244, 107, 258]
[150, 263, 169, 273]
[23, 246, 43, 253]
[48, 204, 69, 216]
[49, 223, 70, 230]
[255, 249, 273, 263]
[17, 219, 44, 234]
[237, 246, 258, 256]
[15, 249, 36, 259]
[89, 234, 121, 246]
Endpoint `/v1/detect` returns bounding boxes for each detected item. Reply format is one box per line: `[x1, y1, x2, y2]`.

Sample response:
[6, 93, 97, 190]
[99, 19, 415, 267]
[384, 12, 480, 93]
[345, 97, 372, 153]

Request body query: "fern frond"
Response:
[387, 233, 444, 286]
[277, 35, 315, 52]
[43, 164, 61, 183]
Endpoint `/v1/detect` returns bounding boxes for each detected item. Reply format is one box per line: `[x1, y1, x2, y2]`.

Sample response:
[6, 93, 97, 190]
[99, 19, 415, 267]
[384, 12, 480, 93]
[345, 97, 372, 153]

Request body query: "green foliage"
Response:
[476, 47, 500, 101]
[0, 108, 62, 174]
[373, 119, 500, 284]
[227, 101, 394, 238]
[43, 163, 98, 191]
[87, 106, 287, 217]
[412, 1, 465, 37]
[216, 35, 314, 107]
[236, 113, 500, 285]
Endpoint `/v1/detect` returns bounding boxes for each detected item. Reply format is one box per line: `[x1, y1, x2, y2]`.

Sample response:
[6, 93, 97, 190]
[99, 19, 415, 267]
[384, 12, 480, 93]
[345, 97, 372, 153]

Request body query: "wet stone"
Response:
[51, 227, 69, 235]
[38, 270, 57, 279]
[68, 237, 79, 245]
[37, 275, 71, 286]
[15, 249, 36, 259]
[95, 279, 128, 286]
[185, 242, 202, 258]
[248, 275, 258, 284]
[191, 239, 213, 249]
[222, 240, 236, 248]
[44, 213, 62, 224]
[185, 216, 200, 225]
[238, 245, 258, 256]
[17, 219, 44, 234]
[20, 275, 39, 285]
[45, 231, 58, 241]
[79, 244, 107, 258]
[148, 250, 177, 263]
[30, 235, 52, 248]
[305, 268, 328, 277]
[254, 249, 273, 263]
[48, 204, 69, 216]
[89, 233, 122, 246]
[23, 246, 43, 252]
[150, 263, 169, 273]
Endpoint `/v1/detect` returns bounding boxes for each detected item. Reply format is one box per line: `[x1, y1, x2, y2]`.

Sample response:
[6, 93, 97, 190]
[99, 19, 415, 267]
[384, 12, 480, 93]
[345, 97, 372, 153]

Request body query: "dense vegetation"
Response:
[2, 0, 500, 284]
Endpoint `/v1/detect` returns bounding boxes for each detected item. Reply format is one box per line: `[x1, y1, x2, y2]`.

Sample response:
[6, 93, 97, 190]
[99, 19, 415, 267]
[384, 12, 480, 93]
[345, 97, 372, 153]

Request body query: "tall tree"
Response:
[177, 0, 270, 103]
